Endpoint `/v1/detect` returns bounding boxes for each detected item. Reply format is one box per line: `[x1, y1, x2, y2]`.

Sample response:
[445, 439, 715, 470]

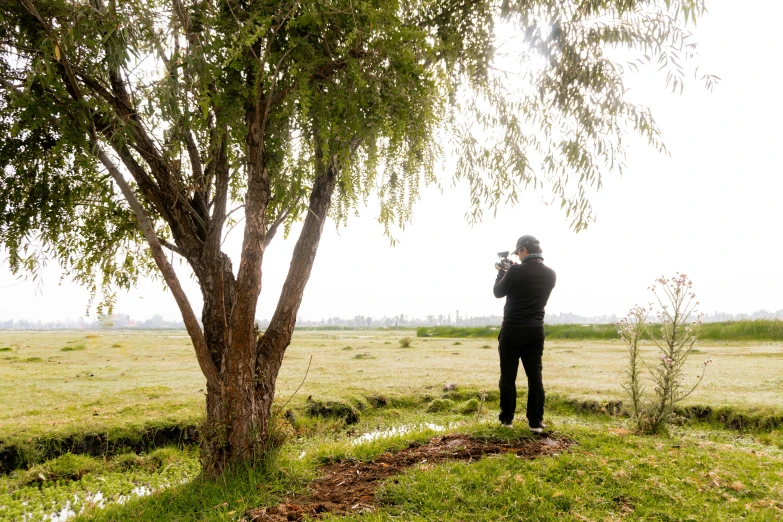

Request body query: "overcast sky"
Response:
[2, 1, 782, 323]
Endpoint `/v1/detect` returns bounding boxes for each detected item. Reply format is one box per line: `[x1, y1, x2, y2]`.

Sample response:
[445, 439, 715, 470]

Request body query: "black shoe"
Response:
[499, 419, 513, 427]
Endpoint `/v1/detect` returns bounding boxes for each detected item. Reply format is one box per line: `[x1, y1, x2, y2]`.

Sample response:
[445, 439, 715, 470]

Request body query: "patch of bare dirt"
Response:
[245, 433, 571, 521]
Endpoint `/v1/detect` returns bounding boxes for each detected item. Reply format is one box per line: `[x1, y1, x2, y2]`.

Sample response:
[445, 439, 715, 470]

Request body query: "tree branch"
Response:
[90, 135, 221, 390]
[254, 159, 337, 402]
[160, 238, 185, 257]
[263, 204, 293, 248]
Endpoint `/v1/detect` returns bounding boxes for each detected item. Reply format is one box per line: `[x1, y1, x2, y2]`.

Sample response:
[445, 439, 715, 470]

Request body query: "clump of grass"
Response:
[28, 453, 100, 483]
[0, 346, 12, 352]
[305, 399, 360, 424]
[350, 398, 369, 411]
[399, 337, 413, 348]
[342, 345, 353, 351]
[22, 357, 43, 363]
[453, 341, 462, 346]
[112, 452, 147, 471]
[61, 344, 86, 352]
[383, 341, 391, 344]
[457, 398, 481, 414]
[426, 398, 455, 413]
[110, 343, 122, 348]
[85, 334, 99, 339]
[367, 395, 389, 408]
[146, 447, 184, 468]
[481, 344, 491, 349]
[352, 353, 374, 360]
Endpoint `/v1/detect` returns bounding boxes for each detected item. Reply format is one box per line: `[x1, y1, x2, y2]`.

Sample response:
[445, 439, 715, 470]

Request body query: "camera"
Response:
[495, 251, 514, 271]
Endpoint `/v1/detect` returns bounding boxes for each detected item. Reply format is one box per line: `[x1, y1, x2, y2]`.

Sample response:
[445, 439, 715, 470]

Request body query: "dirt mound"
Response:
[245, 433, 570, 521]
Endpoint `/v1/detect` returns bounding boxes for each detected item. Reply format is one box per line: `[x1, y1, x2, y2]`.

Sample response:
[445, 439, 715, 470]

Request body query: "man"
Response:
[493, 235, 556, 433]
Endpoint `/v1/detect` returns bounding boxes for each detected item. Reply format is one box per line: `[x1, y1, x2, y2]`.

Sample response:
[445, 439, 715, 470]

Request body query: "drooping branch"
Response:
[17, 0, 82, 101]
[18, 1, 205, 252]
[90, 135, 221, 390]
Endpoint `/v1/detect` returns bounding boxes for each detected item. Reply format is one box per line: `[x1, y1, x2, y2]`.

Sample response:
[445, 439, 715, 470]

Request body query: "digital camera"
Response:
[495, 251, 514, 271]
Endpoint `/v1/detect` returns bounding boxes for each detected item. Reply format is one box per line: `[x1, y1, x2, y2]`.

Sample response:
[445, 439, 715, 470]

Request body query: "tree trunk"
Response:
[199, 163, 337, 474]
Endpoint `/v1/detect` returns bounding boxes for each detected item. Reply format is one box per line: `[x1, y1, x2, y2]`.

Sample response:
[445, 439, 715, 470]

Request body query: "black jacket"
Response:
[493, 258, 556, 328]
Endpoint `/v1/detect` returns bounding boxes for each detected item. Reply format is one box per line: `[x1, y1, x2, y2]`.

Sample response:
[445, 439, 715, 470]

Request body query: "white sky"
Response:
[2, 0, 782, 323]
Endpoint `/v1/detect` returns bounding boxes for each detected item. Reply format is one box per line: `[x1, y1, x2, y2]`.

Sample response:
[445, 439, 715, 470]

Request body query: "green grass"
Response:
[366, 423, 783, 521]
[416, 326, 502, 338]
[2, 329, 783, 521]
[0, 331, 207, 453]
[2, 329, 783, 456]
[418, 319, 783, 342]
[63, 406, 783, 521]
[699, 320, 783, 341]
[1, 446, 201, 521]
[1, 382, 781, 520]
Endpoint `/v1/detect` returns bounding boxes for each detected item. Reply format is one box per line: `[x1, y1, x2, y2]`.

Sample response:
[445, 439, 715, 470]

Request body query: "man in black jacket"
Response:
[493, 235, 556, 432]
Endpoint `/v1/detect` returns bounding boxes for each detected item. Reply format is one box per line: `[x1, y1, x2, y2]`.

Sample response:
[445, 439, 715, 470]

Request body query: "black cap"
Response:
[514, 235, 540, 254]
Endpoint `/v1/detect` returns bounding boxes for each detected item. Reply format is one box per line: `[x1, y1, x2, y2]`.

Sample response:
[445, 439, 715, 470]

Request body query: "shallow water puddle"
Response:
[351, 422, 457, 445]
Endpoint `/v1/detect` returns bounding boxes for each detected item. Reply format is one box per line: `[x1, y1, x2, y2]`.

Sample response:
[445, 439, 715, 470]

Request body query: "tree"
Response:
[0, 0, 714, 473]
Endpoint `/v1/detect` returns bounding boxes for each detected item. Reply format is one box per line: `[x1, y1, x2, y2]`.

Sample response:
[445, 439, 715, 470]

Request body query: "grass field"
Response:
[417, 319, 783, 341]
[1, 329, 782, 521]
[2, 329, 782, 448]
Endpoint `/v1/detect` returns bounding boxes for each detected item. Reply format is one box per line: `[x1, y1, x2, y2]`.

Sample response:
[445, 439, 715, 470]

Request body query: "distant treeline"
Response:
[416, 320, 783, 342]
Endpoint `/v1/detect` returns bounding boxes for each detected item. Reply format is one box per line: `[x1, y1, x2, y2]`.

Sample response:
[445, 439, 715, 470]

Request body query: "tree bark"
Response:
[255, 161, 338, 444]
[197, 160, 337, 473]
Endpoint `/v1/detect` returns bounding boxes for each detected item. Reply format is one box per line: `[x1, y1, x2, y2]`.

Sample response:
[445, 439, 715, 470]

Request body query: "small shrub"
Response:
[352, 353, 374, 360]
[111, 343, 122, 348]
[618, 305, 648, 421]
[0, 347, 12, 352]
[342, 345, 353, 350]
[61, 344, 86, 352]
[457, 398, 481, 414]
[399, 337, 413, 348]
[619, 274, 711, 434]
[426, 398, 455, 413]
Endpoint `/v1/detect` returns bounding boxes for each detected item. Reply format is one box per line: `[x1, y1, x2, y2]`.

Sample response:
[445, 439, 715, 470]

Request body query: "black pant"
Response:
[498, 326, 545, 427]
